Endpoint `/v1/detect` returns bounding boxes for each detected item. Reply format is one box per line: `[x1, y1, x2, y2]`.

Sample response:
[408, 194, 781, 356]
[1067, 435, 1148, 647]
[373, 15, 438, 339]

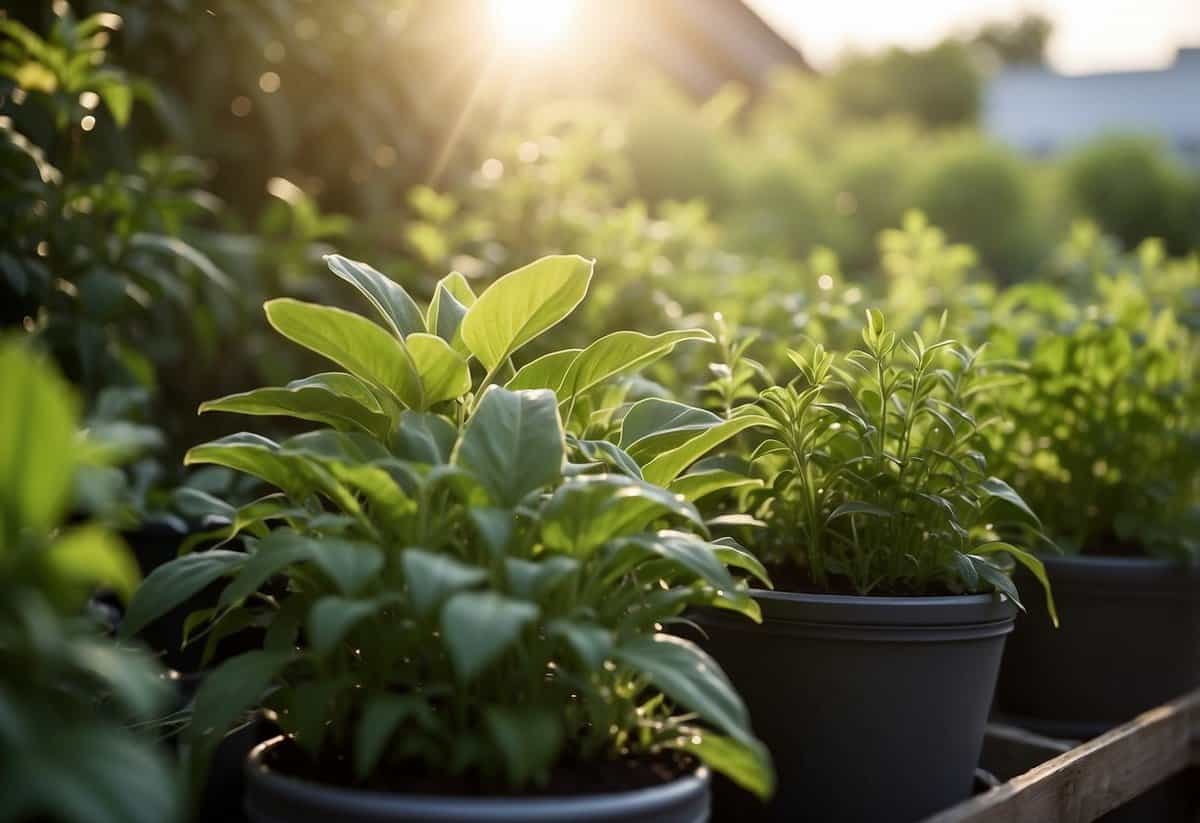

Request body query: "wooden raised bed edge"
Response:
[925, 688, 1200, 823]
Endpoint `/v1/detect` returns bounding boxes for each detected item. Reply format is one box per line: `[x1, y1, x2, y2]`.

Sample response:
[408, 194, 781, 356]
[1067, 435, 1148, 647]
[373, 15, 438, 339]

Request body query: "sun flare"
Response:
[488, 0, 579, 52]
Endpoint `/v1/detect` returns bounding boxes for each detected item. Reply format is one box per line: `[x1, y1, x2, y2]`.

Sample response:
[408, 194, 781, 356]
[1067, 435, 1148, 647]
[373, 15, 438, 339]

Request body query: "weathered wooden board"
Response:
[926, 689, 1200, 822]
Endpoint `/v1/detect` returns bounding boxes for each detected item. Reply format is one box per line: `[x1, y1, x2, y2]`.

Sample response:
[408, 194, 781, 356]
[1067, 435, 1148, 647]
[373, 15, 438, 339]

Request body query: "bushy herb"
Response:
[740, 310, 1055, 613]
[124, 255, 774, 797]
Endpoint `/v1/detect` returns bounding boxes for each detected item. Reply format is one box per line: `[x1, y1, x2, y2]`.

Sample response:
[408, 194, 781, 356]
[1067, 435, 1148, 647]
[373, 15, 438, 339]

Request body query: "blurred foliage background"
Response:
[1, 0, 1197, 507]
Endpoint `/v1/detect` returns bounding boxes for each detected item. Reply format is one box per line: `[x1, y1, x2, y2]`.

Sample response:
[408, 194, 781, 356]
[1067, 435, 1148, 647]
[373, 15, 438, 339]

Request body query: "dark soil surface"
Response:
[758, 562, 961, 597]
[264, 738, 697, 797]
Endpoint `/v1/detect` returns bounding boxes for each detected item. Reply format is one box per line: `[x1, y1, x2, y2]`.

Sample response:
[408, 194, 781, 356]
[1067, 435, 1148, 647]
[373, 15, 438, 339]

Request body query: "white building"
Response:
[984, 47, 1200, 163]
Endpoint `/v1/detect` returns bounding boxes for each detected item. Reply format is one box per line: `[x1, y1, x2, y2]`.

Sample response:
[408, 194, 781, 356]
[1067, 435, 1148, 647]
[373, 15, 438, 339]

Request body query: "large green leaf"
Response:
[642, 416, 767, 486]
[453, 387, 564, 507]
[980, 477, 1043, 529]
[558, 329, 714, 402]
[618, 531, 736, 593]
[198, 379, 390, 438]
[185, 433, 317, 500]
[669, 470, 762, 503]
[0, 342, 78, 536]
[324, 254, 425, 338]
[354, 693, 431, 779]
[547, 618, 612, 669]
[427, 279, 471, 352]
[407, 333, 471, 408]
[620, 399, 723, 460]
[460, 255, 594, 370]
[504, 349, 582, 392]
[401, 548, 487, 617]
[540, 475, 707, 556]
[392, 411, 457, 464]
[974, 541, 1059, 627]
[264, 299, 422, 409]
[439, 591, 538, 682]
[217, 531, 316, 609]
[307, 539, 385, 596]
[614, 634, 752, 741]
[121, 550, 246, 637]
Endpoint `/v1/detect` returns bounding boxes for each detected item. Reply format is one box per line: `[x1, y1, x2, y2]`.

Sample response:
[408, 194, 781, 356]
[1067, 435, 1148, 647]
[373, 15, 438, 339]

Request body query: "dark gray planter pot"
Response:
[686, 590, 1016, 823]
[243, 736, 711, 823]
[995, 554, 1200, 729]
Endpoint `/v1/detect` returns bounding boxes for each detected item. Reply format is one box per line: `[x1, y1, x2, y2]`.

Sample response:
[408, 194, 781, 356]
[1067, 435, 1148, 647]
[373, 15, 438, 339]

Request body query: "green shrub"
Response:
[1064, 134, 1200, 255]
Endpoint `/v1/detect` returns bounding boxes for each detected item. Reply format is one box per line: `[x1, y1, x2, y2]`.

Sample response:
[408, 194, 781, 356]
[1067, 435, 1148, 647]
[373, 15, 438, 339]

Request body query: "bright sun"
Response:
[487, 0, 579, 52]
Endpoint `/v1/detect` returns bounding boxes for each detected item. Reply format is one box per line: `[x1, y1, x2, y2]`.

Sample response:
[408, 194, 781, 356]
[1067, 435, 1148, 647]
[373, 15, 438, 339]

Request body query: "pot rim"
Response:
[245, 735, 711, 816]
[746, 588, 1017, 626]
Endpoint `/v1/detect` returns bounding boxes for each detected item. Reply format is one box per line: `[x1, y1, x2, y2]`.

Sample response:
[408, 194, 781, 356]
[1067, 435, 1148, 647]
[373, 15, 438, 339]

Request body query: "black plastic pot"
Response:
[686, 590, 1016, 823]
[995, 554, 1200, 729]
[243, 736, 711, 823]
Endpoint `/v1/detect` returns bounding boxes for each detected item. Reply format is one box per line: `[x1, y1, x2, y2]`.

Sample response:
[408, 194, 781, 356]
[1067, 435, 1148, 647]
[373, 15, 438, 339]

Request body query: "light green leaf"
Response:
[453, 387, 564, 507]
[669, 470, 762, 503]
[826, 501, 893, 523]
[558, 329, 714, 402]
[710, 538, 773, 588]
[407, 333, 471, 408]
[460, 255, 594, 370]
[324, 254, 425, 338]
[198, 380, 389, 438]
[427, 280, 471, 352]
[620, 399, 722, 454]
[0, 342, 78, 536]
[980, 477, 1043, 529]
[974, 542, 1058, 627]
[642, 416, 767, 486]
[440, 591, 538, 681]
[504, 349, 582, 392]
[185, 433, 315, 499]
[401, 548, 487, 617]
[264, 298, 422, 409]
[121, 550, 245, 637]
[669, 732, 775, 801]
[615, 634, 752, 741]
[44, 525, 140, 603]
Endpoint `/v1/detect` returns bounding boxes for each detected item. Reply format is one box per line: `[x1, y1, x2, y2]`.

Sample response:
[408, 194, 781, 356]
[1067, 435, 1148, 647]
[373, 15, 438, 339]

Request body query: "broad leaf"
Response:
[485, 707, 562, 785]
[619, 399, 722, 456]
[392, 411, 457, 464]
[198, 380, 389, 438]
[669, 470, 762, 503]
[427, 281, 470, 352]
[440, 591, 538, 681]
[307, 539, 385, 596]
[547, 619, 612, 669]
[121, 550, 245, 637]
[614, 634, 752, 741]
[217, 531, 316, 609]
[401, 548, 487, 617]
[407, 333, 471, 408]
[504, 349, 582, 393]
[354, 694, 430, 779]
[325, 254, 425, 338]
[460, 255, 594, 370]
[454, 387, 564, 507]
[307, 596, 387, 656]
[558, 329, 714, 402]
[642, 416, 767, 486]
[264, 299, 422, 409]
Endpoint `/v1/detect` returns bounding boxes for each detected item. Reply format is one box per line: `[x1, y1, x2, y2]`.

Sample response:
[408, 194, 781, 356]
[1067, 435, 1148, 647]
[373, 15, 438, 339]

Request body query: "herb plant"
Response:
[122, 254, 775, 797]
[0, 340, 177, 823]
[985, 277, 1199, 561]
[741, 310, 1055, 613]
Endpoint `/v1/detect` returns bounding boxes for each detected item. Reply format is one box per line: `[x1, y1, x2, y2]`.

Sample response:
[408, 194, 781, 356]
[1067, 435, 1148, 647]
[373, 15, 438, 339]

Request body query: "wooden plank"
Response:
[925, 689, 1200, 823]
[980, 722, 1075, 782]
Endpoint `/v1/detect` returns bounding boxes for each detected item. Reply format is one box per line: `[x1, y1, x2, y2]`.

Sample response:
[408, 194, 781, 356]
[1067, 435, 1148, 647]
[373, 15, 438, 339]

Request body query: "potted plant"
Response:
[123, 254, 774, 820]
[678, 311, 1055, 822]
[0, 340, 179, 823]
[986, 278, 1199, 735]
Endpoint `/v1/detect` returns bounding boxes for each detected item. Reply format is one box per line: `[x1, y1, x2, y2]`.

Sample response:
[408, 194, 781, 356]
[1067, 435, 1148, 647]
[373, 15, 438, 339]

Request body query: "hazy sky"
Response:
[749, 0, 1200, 74]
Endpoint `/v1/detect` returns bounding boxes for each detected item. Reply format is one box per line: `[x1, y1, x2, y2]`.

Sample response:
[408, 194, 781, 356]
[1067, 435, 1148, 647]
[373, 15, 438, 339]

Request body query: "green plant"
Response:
[121, 255, 775, 798]
[985, 279, 1199, 560]
[742, 310, 1056, 613]
[0, 339, 178, 823]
